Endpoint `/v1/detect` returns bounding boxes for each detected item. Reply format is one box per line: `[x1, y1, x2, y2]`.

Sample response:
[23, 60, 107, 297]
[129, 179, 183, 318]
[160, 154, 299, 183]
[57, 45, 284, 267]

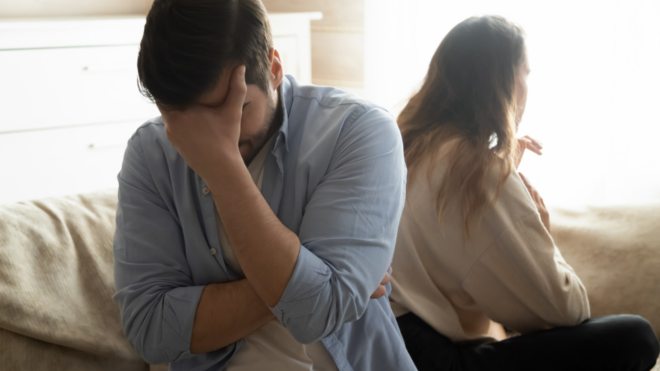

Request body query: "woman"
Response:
[390, 15, 659, 371]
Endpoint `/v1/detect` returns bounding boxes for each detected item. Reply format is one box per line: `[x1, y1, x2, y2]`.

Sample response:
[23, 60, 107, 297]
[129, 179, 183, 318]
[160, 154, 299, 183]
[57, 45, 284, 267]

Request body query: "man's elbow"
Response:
[123, 317, 184, 365]
[128, 334, 175, 365]
[281, 305, 341, 344]
[282, 293, 366, 344]
[138, 348, 173, 366]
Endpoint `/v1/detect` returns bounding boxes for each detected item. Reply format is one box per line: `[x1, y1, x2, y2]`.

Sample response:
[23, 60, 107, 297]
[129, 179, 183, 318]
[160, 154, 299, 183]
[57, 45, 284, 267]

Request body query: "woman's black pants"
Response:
[397, 312, 659, 371]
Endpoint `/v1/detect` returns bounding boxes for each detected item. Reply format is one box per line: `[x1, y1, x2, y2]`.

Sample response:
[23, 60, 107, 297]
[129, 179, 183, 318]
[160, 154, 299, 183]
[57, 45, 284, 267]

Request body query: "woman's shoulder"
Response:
[406, 138, 460, 188]
[480, 159, 544, 237]
[407, 147, 540, 237]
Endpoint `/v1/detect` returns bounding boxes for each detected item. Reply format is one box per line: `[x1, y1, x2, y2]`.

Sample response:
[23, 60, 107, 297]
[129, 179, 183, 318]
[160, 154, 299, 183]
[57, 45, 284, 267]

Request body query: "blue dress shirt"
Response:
[113, 76, 416, 371]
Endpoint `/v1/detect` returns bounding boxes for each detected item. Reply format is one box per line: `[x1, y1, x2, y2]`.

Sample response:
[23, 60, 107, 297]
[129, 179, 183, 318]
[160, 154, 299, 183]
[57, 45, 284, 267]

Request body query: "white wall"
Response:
[262, 0, 365, 95]
[365, 0, 660, 207]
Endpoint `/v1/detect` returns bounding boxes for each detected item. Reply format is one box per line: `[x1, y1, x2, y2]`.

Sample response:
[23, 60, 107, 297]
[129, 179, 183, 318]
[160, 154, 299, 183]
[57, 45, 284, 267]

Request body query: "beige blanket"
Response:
[551, 202, 660, 336]
[0, 190, 147, 370]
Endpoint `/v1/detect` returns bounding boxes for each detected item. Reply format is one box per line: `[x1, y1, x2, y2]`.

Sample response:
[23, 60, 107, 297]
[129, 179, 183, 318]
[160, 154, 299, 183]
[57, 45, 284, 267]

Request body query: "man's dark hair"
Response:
[138, 0, 273, 110]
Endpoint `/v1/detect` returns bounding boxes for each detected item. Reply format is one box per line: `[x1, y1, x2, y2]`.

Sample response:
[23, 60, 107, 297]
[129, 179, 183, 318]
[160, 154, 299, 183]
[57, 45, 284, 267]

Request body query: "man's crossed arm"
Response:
[190, 273, 391, 354]
[163, 66, 395, 354]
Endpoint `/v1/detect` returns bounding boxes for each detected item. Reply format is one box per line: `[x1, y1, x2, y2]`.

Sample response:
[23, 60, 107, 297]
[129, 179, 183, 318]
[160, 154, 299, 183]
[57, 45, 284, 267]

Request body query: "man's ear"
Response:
[269, 48, 284, 92]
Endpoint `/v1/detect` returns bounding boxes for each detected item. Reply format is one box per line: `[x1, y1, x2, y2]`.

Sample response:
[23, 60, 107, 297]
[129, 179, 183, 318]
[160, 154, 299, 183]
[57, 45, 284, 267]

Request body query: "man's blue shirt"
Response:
[113, 76, 415, 371]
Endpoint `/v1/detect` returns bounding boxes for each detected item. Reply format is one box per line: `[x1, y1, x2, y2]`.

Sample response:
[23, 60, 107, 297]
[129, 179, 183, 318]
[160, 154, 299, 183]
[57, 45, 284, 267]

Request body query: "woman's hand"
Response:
[519, 172, 551, 233]
[515, 135, 543, 168]
[487, 320, 507, 341]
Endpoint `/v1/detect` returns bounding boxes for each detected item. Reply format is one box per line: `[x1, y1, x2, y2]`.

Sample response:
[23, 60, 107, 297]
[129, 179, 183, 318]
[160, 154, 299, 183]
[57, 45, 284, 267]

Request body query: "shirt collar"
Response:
[272, 75, 294, 155]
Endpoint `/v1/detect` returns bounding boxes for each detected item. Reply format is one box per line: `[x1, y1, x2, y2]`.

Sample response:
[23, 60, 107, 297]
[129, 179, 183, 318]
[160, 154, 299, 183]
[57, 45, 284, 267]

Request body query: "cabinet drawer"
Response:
[0, 45, 159, 133]
[0, 121, 144, 204]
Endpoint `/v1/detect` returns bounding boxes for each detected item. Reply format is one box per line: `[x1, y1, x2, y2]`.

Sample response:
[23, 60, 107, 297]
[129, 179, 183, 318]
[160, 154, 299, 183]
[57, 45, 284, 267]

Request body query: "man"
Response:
[112, 0, 416, 370]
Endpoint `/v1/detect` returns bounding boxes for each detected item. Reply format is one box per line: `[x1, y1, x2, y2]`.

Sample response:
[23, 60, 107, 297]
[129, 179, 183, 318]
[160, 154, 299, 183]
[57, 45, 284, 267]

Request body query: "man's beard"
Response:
[242, 89, 283, 166]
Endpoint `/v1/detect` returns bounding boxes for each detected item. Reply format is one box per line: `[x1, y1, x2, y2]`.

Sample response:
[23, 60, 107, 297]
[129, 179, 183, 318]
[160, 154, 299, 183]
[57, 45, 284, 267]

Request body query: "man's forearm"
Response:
[206, 151, 300, 307]
[190, 279, 274, 354]
[162, 66, 300, 308]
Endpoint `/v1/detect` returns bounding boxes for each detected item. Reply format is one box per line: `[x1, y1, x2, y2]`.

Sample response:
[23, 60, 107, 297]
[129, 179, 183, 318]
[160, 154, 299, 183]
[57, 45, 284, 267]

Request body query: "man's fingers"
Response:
[370, 270, 392, 299]
[223, 65, 247, 114]
[160, 109, 180, 128]
[160, 110, 188, 143]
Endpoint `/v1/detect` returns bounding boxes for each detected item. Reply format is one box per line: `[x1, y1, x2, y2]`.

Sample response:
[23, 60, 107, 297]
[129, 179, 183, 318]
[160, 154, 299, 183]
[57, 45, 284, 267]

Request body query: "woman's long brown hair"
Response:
[398, 15, 525, 233]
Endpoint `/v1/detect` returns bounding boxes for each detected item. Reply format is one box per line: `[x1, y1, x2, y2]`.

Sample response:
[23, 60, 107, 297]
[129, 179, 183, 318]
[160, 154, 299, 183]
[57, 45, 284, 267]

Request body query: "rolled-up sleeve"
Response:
[113, 131, 207, 364]
[269, 108, 407, 344]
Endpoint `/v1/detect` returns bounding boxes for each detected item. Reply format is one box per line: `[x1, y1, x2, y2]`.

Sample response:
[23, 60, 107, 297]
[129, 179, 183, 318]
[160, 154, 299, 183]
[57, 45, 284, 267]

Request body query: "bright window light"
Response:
[365, 0, 660, 206]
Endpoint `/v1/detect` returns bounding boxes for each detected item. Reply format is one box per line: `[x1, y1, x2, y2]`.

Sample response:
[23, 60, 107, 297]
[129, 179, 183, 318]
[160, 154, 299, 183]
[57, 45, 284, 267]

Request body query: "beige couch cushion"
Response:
[0, 327, 147, 371]
[551, 202, 660, 337]
[0, 190, 146, 370]
[0, 190, 656, 369]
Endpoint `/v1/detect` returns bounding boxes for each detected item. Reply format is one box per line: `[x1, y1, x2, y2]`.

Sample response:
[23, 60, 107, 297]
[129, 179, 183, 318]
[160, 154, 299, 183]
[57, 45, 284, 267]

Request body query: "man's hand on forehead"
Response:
[160, 65, 247, 184]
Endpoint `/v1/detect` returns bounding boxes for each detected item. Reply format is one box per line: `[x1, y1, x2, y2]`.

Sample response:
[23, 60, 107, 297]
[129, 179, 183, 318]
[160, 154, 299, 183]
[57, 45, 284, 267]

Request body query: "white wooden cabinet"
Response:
[0, 12, 321, 204]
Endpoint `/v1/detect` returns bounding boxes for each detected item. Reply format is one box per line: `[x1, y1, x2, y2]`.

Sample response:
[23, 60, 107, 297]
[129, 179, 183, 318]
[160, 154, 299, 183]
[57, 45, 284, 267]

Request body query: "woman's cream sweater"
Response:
[390, 151, 590, 342]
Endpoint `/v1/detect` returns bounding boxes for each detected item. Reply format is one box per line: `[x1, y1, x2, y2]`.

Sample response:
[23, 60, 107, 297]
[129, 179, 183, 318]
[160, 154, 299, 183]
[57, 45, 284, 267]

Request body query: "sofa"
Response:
[0, 189, 658, 370]
[0, 190, 163, 370]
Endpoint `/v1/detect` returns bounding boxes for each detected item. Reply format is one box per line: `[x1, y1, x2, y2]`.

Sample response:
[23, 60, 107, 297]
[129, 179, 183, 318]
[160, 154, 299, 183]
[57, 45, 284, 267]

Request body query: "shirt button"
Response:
[202, 187, 210, 195]
[210, 248, 217, 255]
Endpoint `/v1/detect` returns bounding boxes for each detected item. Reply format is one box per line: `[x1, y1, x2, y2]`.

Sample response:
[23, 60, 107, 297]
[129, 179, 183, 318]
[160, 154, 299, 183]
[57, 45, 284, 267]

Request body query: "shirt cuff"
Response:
[161, 285, 205, 358]
[269, 245, 331, 325]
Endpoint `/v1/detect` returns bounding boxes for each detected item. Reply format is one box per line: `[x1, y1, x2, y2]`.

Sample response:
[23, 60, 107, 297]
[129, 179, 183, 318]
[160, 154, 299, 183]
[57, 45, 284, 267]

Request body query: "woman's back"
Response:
[390, 142, 589, 342]
[390, 15, 659, 371]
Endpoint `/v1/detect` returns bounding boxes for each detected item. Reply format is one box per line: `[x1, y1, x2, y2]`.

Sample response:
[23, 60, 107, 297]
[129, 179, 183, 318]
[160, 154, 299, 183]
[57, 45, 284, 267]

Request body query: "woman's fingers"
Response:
[519, 172, 534, 192]
[527, 144, 543, 156]
[519, 136, 543, 155]
[523, 135, 543, 148]
[519, 172, 551, 232]
[520, 172, 543, 207]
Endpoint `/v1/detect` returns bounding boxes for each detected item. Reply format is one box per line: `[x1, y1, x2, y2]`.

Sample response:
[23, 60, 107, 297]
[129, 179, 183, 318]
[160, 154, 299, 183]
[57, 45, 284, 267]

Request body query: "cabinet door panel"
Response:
[0, 46, 159, 133]
[0, 121, 143, 204]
